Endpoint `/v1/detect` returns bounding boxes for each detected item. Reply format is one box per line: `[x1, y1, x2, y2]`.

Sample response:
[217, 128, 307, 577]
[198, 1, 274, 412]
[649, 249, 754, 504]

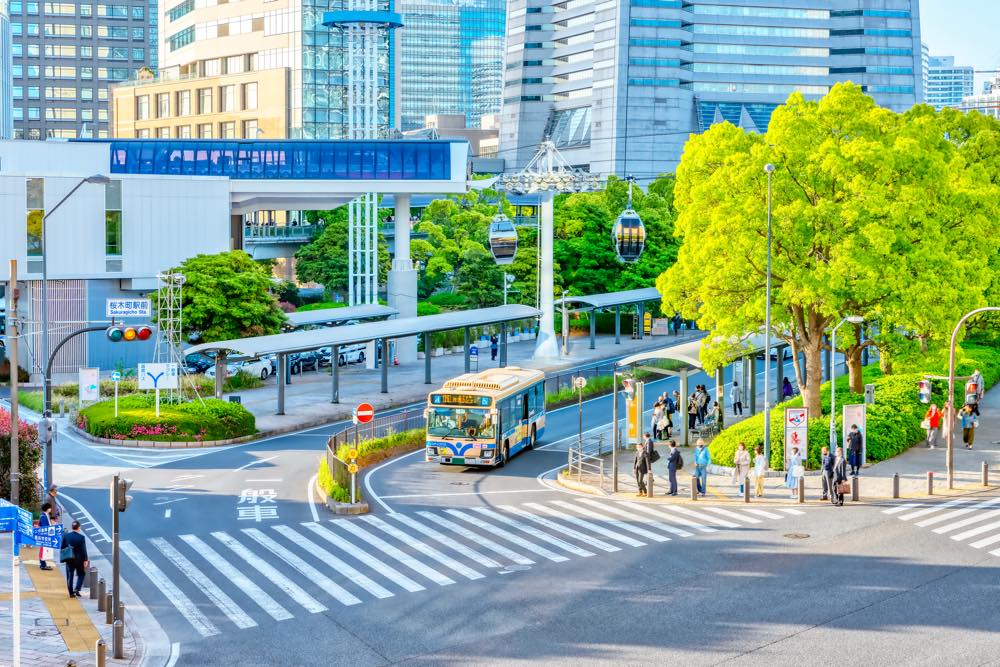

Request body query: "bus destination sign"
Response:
[431, 394, 491, 407]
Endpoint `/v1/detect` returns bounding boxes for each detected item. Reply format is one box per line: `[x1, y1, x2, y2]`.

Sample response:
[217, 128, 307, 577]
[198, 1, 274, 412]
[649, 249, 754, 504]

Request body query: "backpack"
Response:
[676, 452, 684, 470]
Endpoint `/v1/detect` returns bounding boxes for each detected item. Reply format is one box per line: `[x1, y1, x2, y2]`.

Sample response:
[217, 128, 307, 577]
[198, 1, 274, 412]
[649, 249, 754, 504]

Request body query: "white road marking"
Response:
[166, 642, 181, 667]
[363, 449, 424, 513]
[242, 528, 362, 606]
[246, 478, 282, 482]
[552, 500, 671, 543]
[300, 522, 425, 593]
[445, 509, 569, 563]
[969, 532, 1000, 549]
[234, 455, 280, 472]
[378, 488, 558, 500]
[272, 525, 393, 599]
[307, 474, 320, 523]
[897, 499, 972, 521]
[469, 507, 596, 558]
[153, 498, 188, 507]
[915, 497, 1000, 528]
[359, 515, 484, 580]
[741, 508, 785, 520]
[776, 508, 806, 516]
[171, 474, 203, 482]
[523, 502, 646, 547]
[388, 514, 503, 568]
[150, 538, 256, 630]
[696, 506, 762, 524]
[573, 499, 693, 538]
[119, 541, 220, 638]
[883, 502, 925, 515]
[669, 505, 739, 529]
[164, 509, 171, 519]
[336, 520, 456, 586]
[615, 501, 716, 534]
[951, 518, 1000, 542]
[179, 534, 293, 621]
[498, 505, 622, 552]
[416, 512, 535, 565]
[211, 531, 327, 613]
[934, 508, 1000, 535]
[59, 491, 111, 543]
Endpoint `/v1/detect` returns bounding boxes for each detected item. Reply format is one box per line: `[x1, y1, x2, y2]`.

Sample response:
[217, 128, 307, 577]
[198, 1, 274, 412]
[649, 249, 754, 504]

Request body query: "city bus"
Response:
[425, 367, 545, 467]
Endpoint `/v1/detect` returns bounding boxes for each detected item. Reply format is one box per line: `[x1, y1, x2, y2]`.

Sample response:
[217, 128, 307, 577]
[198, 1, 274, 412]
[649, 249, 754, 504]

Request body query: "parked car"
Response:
[289, 351, 320, 374]
[206, 358, 271, 380]
[183, 353, 213, 374]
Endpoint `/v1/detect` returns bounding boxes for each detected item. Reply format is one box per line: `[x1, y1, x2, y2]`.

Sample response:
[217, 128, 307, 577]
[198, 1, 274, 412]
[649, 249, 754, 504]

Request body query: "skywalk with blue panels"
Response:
[73, 139, 458, 180]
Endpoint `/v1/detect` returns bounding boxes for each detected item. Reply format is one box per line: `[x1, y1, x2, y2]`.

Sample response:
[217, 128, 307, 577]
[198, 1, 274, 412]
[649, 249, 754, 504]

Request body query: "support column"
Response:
[424, 332, 432, 384]
[637, 303, 645, 339]
[589, 309, 596, 350]
[331, 344, 339, 403]
[277, 353, 286, 415]
[463, 327, 471, 373]
[500, 322, 508, 368]
[715, 367, 725, 429]
[748, 354, 757, 415]
[680, 371, 689, 446]
[388, 193, 418, 363]
[775, 344, 785, 404]
[533, 191, 558, 358]
[614, 305, 621, 344]
[380, 338, 389, 393]
[214, 352, 226, 399]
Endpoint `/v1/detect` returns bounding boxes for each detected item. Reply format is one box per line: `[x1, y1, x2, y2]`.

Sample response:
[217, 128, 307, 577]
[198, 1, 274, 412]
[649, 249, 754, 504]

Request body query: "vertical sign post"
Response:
[352, 403, 375, 504]
[111, 370, 122, 417]
[783, 407, 809, 467]
[79, 368, 100, 405]
[138, 363, 179, 418]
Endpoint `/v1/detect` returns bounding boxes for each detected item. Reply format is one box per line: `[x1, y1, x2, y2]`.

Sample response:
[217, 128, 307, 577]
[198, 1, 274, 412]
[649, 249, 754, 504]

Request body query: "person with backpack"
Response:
[651, 401, 663, 440]
[688, 393, 699, 432]
[666, 440, 682, 495]
[961, 404, 978, 449]
[61, 521, 89, 598]
[846, 424, 864, 475]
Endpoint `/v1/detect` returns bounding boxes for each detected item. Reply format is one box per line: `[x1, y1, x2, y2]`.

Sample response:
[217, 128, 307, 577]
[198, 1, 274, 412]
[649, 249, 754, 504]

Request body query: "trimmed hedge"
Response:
[710, 342, 1000, 471]
[317, 457, 352, 503]
[335, 428, 425, 467]
[76, 393, 256, 442]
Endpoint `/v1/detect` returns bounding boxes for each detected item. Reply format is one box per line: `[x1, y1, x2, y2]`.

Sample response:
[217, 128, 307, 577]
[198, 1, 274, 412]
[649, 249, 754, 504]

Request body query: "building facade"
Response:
[397, 0, 506, 131]
[961, 73, 1000, 121]
[8, 0, 156, 139]
[500, 0, 923, 177]
[0, 0, 12, 138]
[925, 55, 973, 110]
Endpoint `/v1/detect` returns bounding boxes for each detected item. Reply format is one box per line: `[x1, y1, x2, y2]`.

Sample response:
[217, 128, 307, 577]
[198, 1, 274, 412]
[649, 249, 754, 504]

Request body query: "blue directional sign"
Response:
[470, 345, 478, 357]
[0, 499, 15, 532]
[15, 506, 34, 544]
[111, 371, 122, 382]
[32, 524, 63, 549]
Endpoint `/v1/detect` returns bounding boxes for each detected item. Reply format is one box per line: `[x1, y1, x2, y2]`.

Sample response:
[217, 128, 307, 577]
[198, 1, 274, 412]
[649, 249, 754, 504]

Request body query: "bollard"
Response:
[87, 567, 97, 598]
[927, 471, 934, 496]
[851, 475, 859, 502]
[113, 619, 125, 659]
[892, 473, 900, 499]
[97, 580, 107, 611]
[984, 461, 990, 487]
[646, 471, 654, 498]
[95, 639, 106, 667]
[743, 476, 750, 503]
[59, 400, 65, 417]
[797, 476, 805, 504]
[690, 476, 698, 501]
[105, 593, 113, 624]
[117, 601, 125, 624]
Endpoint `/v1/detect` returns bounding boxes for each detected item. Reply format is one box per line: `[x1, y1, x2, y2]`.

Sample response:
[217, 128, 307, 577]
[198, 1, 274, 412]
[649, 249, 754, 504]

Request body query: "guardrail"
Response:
[326, 407, 425, 454]
[545, 361, 620, 395]
[567, 438, 607, 491]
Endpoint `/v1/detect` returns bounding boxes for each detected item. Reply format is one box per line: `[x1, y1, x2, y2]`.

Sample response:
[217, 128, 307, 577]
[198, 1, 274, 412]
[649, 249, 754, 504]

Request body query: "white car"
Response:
[320, 344, 366, 367]
[206, 358, 271, 380]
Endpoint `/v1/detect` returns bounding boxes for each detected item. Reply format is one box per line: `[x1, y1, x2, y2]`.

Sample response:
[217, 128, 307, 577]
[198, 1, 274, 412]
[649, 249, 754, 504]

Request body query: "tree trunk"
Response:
[800, 342, 824, 417]
[846, 347, 864, 394]
[879, 345, 893, 374]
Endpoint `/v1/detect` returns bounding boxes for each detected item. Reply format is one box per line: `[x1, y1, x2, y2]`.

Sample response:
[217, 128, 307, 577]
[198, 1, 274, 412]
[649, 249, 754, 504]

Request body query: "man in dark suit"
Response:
[633, 443, 649, 496]
[847, 424, 863, 476]
[61, 521, 89, 598]
[820, 446, 832, 501]
[666, 440, 681, 496]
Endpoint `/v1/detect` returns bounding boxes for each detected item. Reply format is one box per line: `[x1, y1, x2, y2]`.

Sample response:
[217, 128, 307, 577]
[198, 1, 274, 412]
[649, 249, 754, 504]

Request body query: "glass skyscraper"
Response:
[925, 55, 973, 110]
[398, 0, 505, 130]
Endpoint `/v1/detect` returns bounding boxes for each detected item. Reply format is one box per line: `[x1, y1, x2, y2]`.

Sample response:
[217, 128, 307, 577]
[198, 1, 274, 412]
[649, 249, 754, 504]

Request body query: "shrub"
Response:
[223, 370, 264, 392]
[427, 292, 468, 309]
[417, 302, 442, 317]
[317, 457, 353, 503]
[17, 392, 46, 413]
[335, 428, 425, 466]
[77, 394, 256, 442]
[296, 301, 348, 312]
[0, 407, 41, 506]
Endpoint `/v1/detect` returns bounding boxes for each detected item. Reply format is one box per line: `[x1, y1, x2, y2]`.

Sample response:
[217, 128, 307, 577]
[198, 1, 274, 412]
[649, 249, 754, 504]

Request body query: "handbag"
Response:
[792, 464, 805, 477]
[649, 449, 661, 463]
[920, 418, 931, 430]
[59, 546, 74, 563]
[835, 481, 851, 495]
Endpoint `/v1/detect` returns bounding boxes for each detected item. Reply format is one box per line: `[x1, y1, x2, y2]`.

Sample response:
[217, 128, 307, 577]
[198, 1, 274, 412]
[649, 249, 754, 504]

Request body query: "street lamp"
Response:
[763, 163, 775, 465]
[829, 315, 865, 451]
[41, 174, 110, 413]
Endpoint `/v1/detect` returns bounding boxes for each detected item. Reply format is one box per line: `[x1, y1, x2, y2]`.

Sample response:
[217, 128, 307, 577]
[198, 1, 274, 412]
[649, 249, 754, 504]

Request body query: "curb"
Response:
[69, 423, 258, 449]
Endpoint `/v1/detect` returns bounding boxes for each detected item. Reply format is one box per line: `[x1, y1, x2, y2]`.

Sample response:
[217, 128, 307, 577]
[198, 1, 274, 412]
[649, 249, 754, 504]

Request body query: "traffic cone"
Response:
[393, 349, 399, 366]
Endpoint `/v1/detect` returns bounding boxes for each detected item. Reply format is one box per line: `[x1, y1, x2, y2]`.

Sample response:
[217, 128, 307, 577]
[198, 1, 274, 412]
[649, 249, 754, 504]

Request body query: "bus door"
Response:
[519, 392, 530, 445]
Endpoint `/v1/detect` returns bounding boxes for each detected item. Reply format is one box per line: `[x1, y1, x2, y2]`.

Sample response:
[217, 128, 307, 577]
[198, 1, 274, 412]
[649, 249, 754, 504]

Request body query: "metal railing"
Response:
[243, 224, 321, 242]
[326, 407, 426, 454]
[568, 441, 607, 491]
[545, 361, 619, 395]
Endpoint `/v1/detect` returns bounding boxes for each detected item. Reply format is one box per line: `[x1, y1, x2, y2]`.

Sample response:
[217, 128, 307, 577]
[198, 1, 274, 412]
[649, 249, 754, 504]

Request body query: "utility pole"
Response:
[7, 260, 20, 505]
[110, 473, 132, 659]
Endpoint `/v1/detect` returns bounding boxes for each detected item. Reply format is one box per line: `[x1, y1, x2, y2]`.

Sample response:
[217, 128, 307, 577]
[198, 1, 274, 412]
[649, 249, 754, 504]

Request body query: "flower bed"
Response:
[76, 394, 256, 442]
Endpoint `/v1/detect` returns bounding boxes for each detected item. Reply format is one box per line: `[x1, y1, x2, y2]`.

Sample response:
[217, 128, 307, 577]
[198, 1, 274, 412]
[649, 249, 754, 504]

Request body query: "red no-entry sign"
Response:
[355, 403, 375, 424]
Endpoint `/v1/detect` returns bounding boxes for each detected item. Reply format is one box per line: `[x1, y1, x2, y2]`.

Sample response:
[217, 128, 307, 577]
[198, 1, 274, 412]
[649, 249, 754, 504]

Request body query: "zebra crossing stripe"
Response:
[776, 508, 806, 515]
[575, 498, 689, 539]
[740, 508, 784, 520]
[950, 518, 1000, 542]
[179, 534, 293, 621]
[990, 547, 1000, 557]
[149, 538, 256, 630]
[388, 514, 503, 568]
[272, 525, 393, 600]
[241, 528, 362, 606]
[699, 506, 762, 524]
[550, 500, 670, 543]
[915, 497, 1000, 528]
[301, 522, 426, 593]
[523, 503, 646, 547]
[336, 520, 455, 587]
[416, 512, 535, 566]
[968, 532, 1000, 549]
[897, 499, 972, 521]
[211, 532, 327, 614]
[120, 541, 221, 638]
[934, 508, 1000, 535]
[607, 502, 695, 537]
[498, 505, 622, 552]
[883, 502, 925, 515]
[668, 505, 740, 529]
[358, 515, 484, 581]
[468, 507, 596, 558]
[614, 502, 716, 533]
[445, 509, 569, 563]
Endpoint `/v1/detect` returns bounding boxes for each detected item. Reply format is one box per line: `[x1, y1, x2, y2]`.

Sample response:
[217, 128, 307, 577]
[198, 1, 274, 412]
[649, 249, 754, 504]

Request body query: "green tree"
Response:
[156, 251, 286, 343]
[295, 208, 390, 299]
[658, 83, 1000, 417]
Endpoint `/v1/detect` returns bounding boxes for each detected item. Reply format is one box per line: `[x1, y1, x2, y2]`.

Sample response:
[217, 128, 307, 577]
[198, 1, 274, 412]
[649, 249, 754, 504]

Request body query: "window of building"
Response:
[12, 65, 22, 78]
[220, 85, 235, 112]
[81, 109, 93, 120]
[27, 65, 40, 78]
[27, 86, 39, 99]
[44, 44, 76, 57]
[131, 27, 143, 40]
[27, 108, 40, 120]
[99, 67, 129, 80]
[105, 180, 122, 257]
[12, 44, 22, 57]
[98, 46, 129, 60]
[97, 25, 127, 39]
[9, 1, 21, 12]
[177, 89, 191, 116]
[25, 1, 38, 12]
[131, 5, 143, 18]
[26, 178, 44, 258]
[99, 89, 108, 100]
[197, 123, 213, 138]
[80, 24, 92, 36]
[197, 87, 212, 114]
[98, 109, 108, 121]
[167, 0, 193, 21]
[136, 95, 149, 119]
[43, 23, 75, 36]
[220, 121, 236, 138]
[137, 129, 150, 138]
[13, 86, 22, 99]
[156, 93, 169, 118]
[80, 87, 93, 100]
[242, 119, 258, 138]
[98, 3, 128, 16]
[13, 108, 24, 121]
[44, 66, 76, 78]
[202, 58, 222, 76]
[45, 107, 77, 120]
[80, 3, 91, 15]
[156, 127, 170, 138]
[43, 2, 76, 14]
[176, 125, 192, 138]
[80, 45, 92, 57]
[226, 55, 245, 74]
[26, 44, 39, 57]
[44, 86, 75, 99]
[80, 66, 92, 79]
[242, 82, 257, 110]
[132, 48, 144, 60]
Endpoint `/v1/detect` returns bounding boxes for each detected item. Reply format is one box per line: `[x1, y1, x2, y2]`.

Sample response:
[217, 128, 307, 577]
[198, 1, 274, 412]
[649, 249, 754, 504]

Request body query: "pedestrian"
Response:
[820, 446, 832, 501]
[60, 520, 88, 598]
[923, 403, 943, 449]
[961, 404, 978, 449]
[785, 446, 803, 499]
[730, 380, 743, 416]
[971, 368, 985, 402]
[633, 443, 649, 496]
[666, 440, 681, 496]
[693, 438, 711, 496]
[45, 485, 62, 525]
[38, 502, 54, 571]
[965, 379, 981, 417]
[782, 377, 794, 400]
[688, 394, 699, 432]
[490, 334, 498, 361]
[651, 401, 663, 440]
[733, 442, 750, 495]
[846, 424, 863, 476]
[831, 446, 848, 506]
[697, 386, 709, 425]
[707, 400, 721, 427]
[657, 409, 671, 440]
[752, 446, 766, 497]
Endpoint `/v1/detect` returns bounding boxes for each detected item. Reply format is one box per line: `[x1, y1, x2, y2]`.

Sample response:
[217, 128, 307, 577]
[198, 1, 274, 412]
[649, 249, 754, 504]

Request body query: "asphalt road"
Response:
[51, 353, 1000, 666]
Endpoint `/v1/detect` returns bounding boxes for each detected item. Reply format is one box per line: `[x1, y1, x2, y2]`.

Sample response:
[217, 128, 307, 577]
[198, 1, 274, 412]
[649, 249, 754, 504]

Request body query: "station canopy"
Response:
[285, 304, 398, 328]
[554, 287, 660, 311]
[616, 333, 773, 372]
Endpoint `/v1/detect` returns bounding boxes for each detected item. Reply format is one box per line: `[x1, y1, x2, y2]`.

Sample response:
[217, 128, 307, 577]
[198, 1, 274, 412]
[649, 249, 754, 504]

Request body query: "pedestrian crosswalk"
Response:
[121, 499, 806, 639]
[883, 495, 1000, 557]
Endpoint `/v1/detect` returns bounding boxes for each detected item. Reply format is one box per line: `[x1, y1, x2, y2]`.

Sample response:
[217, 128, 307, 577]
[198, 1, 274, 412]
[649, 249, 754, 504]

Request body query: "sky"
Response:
[920, 0, 1000, 90]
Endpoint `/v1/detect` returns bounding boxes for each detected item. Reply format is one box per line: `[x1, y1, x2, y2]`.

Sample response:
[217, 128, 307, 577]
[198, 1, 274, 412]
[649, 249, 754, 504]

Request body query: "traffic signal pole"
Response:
[7, 260, 20, 505]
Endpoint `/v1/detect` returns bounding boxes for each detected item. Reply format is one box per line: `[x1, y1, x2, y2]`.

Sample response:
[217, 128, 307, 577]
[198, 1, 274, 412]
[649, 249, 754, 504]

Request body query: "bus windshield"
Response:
[427, 407, 495, 440]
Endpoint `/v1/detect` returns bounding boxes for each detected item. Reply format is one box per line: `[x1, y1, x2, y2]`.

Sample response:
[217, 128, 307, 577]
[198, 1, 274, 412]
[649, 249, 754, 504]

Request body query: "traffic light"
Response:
[106, 325, 152, 342]
[115, 477, 134, 512]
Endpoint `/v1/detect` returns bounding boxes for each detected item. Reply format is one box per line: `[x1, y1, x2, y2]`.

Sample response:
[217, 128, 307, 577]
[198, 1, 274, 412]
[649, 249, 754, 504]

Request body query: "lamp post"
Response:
[40, 174, 110, 414]
[946, 307, 1000, 489]
[829, 315, 865, 451]
[763, 163, 775, 465]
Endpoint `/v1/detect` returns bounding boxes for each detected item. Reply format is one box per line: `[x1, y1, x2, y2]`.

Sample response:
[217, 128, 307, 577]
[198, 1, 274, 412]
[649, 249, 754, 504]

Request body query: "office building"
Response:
[500, 0, 923, 177]
[961, 73, 1000, 120]
[398, 0, 505, 131]
[8, 0, 156, 140]
[925, 55, 973, 110]
[0, 0, 12, 138]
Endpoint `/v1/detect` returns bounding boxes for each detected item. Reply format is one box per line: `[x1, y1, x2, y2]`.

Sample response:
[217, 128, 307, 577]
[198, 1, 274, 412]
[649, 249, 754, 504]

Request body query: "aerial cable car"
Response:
[488, 196, 518, 265]
[612, 175, 645, 263]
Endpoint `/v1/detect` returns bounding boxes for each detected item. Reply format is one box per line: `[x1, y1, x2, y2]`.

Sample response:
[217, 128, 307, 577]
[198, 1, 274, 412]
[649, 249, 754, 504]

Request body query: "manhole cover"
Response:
[498, 565, 531, 574]
[784, 533, 810, 539]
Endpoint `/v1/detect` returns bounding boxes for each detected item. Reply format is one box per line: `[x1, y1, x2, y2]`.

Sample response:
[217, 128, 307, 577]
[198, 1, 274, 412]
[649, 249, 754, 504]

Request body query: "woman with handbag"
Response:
[733, 442, 751, 496]
[785, 447, 803, 499]
[37, 503, 54, 571]
[923, 403, 943, 449]
[832, 446, 849, 506]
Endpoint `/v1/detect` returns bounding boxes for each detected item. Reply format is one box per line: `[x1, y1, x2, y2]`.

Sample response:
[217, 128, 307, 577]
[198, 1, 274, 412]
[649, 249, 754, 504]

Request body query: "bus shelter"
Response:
[554, 287, 661, 349]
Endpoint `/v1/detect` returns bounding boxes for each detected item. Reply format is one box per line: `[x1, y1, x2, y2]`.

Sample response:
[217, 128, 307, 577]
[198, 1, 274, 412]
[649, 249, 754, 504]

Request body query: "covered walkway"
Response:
[555, 287, 661, 349]
[285, 304, 398, 329]
[185, 304, 541, 414]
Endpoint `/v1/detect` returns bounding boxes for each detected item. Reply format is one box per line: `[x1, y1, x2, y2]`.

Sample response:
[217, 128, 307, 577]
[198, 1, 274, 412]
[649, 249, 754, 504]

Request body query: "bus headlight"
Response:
[481, 449, 494, 458]
[427, 447, 437, 456]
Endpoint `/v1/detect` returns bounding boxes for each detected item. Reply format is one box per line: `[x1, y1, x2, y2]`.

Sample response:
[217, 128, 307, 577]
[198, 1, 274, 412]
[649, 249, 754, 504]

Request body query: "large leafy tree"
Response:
[658, 83, 1000, 416]
[294, 208, 391, 299]
[156, 250, 286, 343]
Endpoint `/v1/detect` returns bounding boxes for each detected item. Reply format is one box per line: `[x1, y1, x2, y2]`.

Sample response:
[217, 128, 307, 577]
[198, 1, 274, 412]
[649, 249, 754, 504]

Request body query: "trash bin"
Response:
[228, 395, 242, 404]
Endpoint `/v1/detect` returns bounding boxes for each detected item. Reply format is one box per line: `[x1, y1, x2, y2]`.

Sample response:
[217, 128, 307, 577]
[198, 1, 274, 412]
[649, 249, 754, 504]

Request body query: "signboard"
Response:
[15, 505, 34, 545]
[79, 368, 100, 402]
[842, 404, 867, 466]
[573, 376, 587, 390]
[355, 402, 375, 424]
[626, 381, 644, 445]
[431, 394, 490, 407]
[651, 318, 670, 336]
[111, 370, 122, 382]
[32, 524, 63, 549]
[0, 499, 16, 532]
[783, 407, 809, 462]
[138, 362, 179, 390]
[347, 448, 359, 460]
[106, 298, 151, 318]
[469, 345, 478, 357]
[917, 379, 931, 404]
